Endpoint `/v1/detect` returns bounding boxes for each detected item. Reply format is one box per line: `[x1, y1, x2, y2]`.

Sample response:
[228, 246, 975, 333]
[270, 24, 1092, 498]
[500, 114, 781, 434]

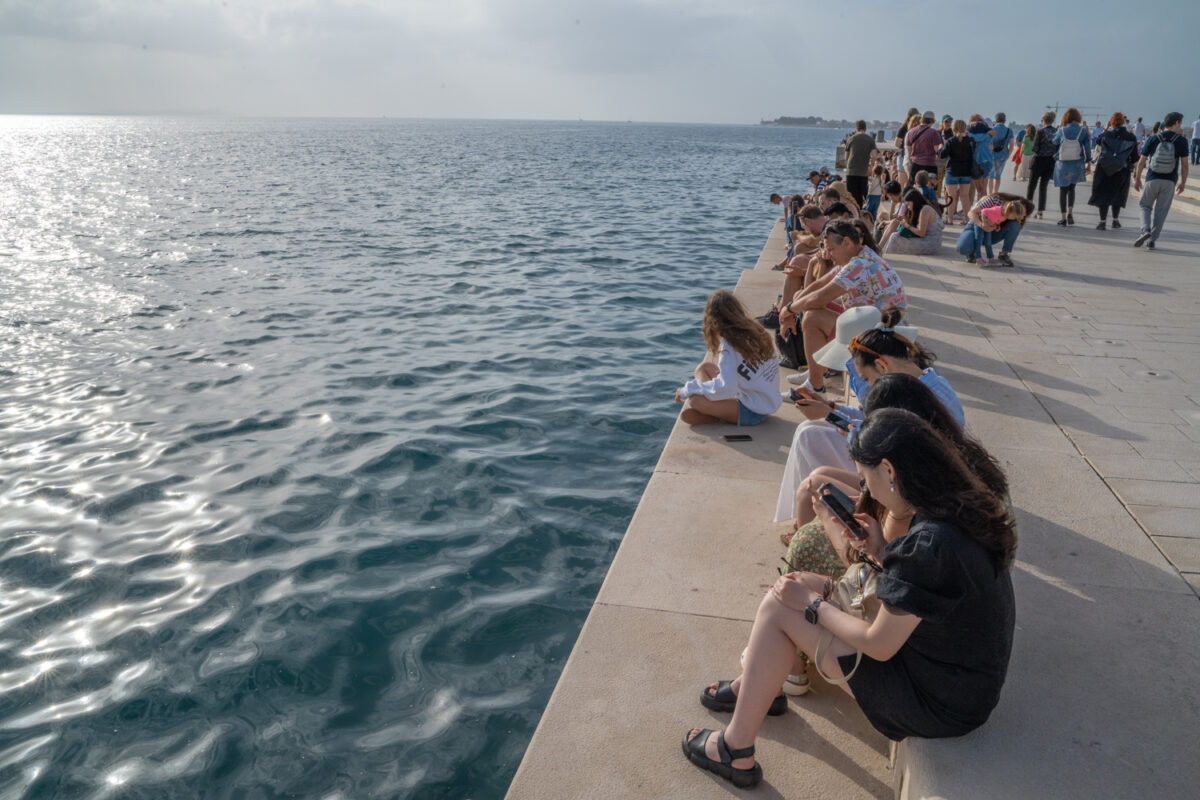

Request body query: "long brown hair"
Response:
[1060, 107, 1082, 126]
[702, 290, 774, 369]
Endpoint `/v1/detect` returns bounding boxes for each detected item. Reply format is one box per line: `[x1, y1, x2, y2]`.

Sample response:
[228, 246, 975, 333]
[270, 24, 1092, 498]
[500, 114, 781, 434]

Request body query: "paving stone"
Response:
[1153, 536, 1200, 572]
[1126, 505, 1200, 539]
[1108, 479, 1200, 509]
[1085, 454, 1192, 482]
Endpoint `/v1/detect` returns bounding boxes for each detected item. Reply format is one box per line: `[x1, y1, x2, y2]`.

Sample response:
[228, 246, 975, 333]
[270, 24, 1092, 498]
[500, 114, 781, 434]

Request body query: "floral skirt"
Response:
[785, 520, 846, 577]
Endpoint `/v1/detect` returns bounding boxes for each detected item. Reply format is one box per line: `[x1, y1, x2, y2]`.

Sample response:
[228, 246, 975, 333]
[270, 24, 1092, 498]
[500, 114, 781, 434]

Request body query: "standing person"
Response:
[987, 113, 1014, 195]
[936, 115, 954, 192]
[1192, 113, 1200, 166]
[967, 115, 995, 204]
[1026, 112, 1058, 217]
[1133, 112, 1191, 250]
[1092, 121, 1104, 144]
[894, 107, 920, 175]
[865, 164, 885, 218]
[939, 120, 976, 225]
[1133, 117, 1146, 142]
[675, 291, 782, 426]
[844, 121, 880, 208]
[1017, 124, 1037, 181]
[905, 111, 942, 184]
[1052, 108, 1091, 226]
[1088, 113, 1139, 230]
[1011, 124, 1025, 181]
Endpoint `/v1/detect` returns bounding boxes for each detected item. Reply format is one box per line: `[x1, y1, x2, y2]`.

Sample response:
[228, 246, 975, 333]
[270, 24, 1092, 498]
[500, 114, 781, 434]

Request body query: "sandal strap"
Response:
[717, 729, 755, 763]
[710, 680, 736, 704]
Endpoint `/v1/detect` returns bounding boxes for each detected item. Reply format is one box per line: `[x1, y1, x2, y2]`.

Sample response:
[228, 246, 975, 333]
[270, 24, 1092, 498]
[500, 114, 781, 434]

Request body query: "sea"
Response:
[0, 117, 844, 799]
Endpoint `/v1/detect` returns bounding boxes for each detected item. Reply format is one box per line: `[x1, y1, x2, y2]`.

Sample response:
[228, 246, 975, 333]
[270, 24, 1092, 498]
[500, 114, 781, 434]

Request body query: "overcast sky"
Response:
[2, 0, 1198, 125]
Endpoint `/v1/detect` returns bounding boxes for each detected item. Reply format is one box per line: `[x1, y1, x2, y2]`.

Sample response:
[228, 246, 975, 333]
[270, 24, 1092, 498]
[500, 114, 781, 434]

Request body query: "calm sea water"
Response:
[0, 117, 843, 799]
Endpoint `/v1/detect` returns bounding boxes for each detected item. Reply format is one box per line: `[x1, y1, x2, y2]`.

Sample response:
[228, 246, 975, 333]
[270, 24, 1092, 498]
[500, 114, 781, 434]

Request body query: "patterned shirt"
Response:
[832, 247, 907, 311]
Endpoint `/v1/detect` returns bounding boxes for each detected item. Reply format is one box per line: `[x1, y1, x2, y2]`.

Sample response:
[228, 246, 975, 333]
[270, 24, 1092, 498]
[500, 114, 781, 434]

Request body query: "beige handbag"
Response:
[813, 559, 882, 684]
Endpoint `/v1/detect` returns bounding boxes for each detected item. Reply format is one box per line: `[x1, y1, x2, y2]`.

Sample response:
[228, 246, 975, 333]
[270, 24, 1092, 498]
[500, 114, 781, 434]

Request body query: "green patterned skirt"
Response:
[784, 520, 846, 578]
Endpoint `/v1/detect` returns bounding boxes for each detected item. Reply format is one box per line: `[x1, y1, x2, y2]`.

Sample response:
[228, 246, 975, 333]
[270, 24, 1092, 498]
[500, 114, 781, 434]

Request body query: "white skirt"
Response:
[773, 420, 856, 523]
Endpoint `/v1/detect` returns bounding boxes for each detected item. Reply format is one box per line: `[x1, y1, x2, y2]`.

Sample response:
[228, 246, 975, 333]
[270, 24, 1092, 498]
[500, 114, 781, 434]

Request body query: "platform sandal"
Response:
[700, 680, 787, 716]
[681, 728, 763, 788]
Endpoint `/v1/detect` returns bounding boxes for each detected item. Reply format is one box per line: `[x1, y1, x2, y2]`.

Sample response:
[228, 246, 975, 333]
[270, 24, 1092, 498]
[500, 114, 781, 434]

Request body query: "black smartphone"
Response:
[723, 434, 753, 442]
[818, 483, 867, 539]
[825, 411, 853, 432]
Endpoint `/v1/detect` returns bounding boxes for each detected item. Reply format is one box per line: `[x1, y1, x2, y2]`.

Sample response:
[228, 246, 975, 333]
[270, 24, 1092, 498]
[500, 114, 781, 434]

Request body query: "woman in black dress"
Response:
[680, 409, 1017, 788]
[1089, 113, 1140, 230]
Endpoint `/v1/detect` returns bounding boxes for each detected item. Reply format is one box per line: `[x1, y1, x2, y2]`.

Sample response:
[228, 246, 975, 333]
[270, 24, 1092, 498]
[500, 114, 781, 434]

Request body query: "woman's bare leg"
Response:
[681, 395, 739, 425]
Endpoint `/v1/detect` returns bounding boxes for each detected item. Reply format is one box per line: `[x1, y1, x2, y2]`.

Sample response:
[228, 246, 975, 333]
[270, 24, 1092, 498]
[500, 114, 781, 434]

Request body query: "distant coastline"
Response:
[760, 116, 902, 129]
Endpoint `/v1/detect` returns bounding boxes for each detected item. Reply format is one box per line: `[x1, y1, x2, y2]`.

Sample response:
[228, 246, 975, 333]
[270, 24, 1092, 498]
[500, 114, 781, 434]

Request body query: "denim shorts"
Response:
[737, 401, 769, 426]
[944, 174, 972, 186]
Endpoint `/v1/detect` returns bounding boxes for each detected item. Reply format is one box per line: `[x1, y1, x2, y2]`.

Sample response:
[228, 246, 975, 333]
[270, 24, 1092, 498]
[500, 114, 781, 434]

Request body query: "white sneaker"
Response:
[786, 370, 810, 386]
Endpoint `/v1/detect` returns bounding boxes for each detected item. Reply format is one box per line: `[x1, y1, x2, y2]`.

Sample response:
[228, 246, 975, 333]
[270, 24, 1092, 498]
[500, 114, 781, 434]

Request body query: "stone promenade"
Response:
[505, 173, 1200, 799]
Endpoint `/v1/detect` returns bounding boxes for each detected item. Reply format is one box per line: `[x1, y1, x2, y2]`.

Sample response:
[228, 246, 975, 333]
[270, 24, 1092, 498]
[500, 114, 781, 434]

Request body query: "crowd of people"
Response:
[670, 108, 1195, 788]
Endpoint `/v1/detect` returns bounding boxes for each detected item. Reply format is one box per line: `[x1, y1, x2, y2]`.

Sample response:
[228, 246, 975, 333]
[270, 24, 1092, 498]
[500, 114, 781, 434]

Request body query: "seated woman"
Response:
[955, 193, 1034, 267]
[879, 188, 945, 255]
[675, 290, 782, 426]
[778, 373, 1007, 695]
[682, 409, 1017, 788]
[777, 221, 907, 394]
[775, 306, 963, 527]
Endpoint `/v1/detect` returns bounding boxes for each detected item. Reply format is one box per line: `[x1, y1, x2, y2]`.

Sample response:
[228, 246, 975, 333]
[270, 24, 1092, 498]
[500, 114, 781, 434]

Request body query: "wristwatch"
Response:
[804, 597, 823, 625]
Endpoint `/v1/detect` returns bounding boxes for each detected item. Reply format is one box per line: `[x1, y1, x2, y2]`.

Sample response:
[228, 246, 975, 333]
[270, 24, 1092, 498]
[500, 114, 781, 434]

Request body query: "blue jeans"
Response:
[956, 220, 1021, 258]
[1191, 138, 1200, 165]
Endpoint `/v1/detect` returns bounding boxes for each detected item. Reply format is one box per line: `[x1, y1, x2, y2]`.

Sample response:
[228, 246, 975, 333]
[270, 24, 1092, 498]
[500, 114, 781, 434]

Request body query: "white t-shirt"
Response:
[680, 339, 782, 416]
[1192, 119, 1200, 139]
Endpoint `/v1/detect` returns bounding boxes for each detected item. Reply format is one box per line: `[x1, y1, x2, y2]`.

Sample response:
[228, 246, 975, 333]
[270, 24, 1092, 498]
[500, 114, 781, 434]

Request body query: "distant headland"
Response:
[759, 116, 903, 129]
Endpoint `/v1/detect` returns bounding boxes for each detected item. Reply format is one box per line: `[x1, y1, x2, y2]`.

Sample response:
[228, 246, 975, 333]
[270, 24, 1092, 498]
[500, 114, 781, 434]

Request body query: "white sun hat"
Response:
[813, 306, 919, 370]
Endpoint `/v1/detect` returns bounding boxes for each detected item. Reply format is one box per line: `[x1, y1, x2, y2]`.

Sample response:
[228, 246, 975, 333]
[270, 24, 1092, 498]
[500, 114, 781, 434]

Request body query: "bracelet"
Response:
[822, 577, 834, 600]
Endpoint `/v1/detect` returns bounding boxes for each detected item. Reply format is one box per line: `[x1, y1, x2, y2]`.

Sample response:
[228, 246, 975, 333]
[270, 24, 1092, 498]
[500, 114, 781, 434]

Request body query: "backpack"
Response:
[1036, 126, 1058, 157]
[1057, 126, 1083, 161]
[1149, 133, 1179, 175]
[1097, 132, 1136, 176]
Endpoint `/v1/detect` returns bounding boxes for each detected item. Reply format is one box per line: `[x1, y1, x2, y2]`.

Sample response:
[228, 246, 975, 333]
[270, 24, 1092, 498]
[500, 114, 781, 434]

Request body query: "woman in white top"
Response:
[676, 290, 782, 426]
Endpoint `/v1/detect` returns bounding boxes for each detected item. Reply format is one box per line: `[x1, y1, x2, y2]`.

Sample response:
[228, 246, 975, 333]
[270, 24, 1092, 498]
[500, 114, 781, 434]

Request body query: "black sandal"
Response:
[700, 680, 787, 716]
[681, 728, 763, 788]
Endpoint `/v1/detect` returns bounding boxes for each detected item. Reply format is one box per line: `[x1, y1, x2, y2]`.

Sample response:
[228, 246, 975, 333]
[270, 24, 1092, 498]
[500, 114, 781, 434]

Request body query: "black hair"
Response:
[851, 218, 880, 255]
[901, 187, 929, 225]
[883, 180, 902, 198]
[823, 201, 853, 217]
[849, 409, 1017, 573]
[862, 374, 1009, 500]
[852, 308, 935, 370]
[824, 219, 862, 245]
[1164, 111, 1184, 128]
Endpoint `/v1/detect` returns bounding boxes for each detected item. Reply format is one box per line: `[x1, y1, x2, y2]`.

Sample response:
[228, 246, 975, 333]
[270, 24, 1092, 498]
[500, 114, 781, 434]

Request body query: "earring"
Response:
[889, 479, 895, 493]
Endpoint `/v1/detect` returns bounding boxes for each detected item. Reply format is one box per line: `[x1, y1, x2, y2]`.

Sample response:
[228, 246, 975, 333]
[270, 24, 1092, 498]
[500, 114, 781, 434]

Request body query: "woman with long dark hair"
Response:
[879, 188, 945, 254]
[682, 410, 1016, 788]
[1088, 113, 1139, 230]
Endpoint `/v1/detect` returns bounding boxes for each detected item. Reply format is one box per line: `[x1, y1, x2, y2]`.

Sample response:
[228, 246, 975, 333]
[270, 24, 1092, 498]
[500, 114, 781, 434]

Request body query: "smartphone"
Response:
[723, 434, 753, 442]
[818, 483, 867, 539]
[825, 411, 853, 432]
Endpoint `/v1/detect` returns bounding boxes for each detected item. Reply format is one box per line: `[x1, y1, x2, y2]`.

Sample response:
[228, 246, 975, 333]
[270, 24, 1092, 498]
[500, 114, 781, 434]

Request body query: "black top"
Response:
[1144, 131, 1190, 183]
[938, 137, 976, 177]
[1032, 125, 1059, 157]
[846, 518, 1015, 741]
[1096, 127, 1139, 176]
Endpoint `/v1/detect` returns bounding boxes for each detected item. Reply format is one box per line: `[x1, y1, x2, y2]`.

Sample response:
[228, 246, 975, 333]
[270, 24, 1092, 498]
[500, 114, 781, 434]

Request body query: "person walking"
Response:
[987, 113, 1014, 195]
[939, 119, 976, 225]
[967, 115, 995, 204]
[1133, 117, 1146, 143]
[894, 107, 920, 175]
[1052, 108, 1091, 226]
[1026, 112, 1058, 218]
[1017, 123, 1037, 181]
[905, 111, 941, 184]
[843, 120, 880, 209]
[1191, 113, 1200, 166]
[1133, 112, 1190, 250]
[1088, 114, 1139, 230]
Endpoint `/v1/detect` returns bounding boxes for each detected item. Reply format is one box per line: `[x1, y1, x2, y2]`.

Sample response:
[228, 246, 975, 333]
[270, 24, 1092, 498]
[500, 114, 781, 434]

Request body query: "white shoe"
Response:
[786, 370, 810, 386]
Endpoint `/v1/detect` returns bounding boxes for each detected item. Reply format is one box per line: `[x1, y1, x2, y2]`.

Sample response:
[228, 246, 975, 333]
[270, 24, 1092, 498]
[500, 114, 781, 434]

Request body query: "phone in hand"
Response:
[817, 483, 868, 539]
[825, 410, 853, 432]
[723, 434, 753, 442]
